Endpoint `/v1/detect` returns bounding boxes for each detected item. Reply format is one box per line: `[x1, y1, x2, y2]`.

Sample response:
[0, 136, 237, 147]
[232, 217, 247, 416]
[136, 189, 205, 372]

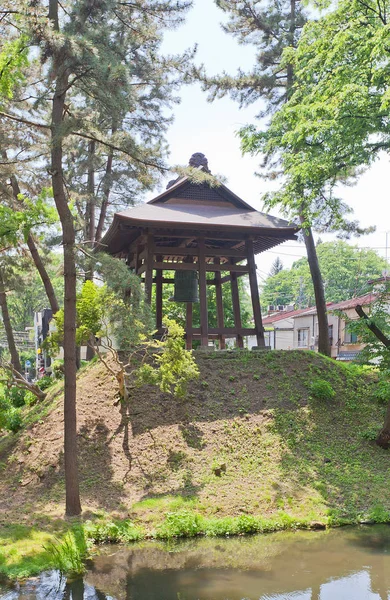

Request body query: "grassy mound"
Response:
[1, 350, 389, 579]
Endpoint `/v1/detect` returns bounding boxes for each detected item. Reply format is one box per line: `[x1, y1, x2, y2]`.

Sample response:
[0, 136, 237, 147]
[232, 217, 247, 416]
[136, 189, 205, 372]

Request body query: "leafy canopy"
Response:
[239, 0, 390, 226]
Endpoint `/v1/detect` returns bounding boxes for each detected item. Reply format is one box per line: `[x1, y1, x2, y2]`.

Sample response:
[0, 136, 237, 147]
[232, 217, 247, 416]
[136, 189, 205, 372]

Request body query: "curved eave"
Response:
[99, 214, 299, 257]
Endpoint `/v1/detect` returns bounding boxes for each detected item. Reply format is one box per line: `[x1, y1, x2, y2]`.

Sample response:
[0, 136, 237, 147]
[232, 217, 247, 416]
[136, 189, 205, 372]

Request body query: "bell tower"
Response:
[101, 153, 299, 349]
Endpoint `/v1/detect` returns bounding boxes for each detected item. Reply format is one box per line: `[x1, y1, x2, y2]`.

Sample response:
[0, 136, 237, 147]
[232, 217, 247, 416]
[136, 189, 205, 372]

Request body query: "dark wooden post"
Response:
[155, 254, 163, 331]
[214, 257, 225, 349]
[134, 242, 141, 275]
[230, 259, 244, 348]
[145, 232, 154, 304]
[246, 238, 265, 347]
[186, 303, 193, 350]
[198, 237, 208, 347]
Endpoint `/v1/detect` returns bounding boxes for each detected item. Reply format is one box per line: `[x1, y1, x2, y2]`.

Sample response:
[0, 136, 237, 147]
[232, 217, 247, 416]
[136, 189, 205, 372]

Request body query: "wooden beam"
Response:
[155, 254, 163, 330]
[220, 272, 247, 284]
[145, 232, 154, 304]
[198, 236, 208, 347]
[152, 261, 249, 273]
[185, 327, 257, 337]
[214, 257, 225, 349]
[142, 246, 246, 259]
[246, 238, 265, 347]
[143, 277, 216, 285]
[230, 259, 243, 348]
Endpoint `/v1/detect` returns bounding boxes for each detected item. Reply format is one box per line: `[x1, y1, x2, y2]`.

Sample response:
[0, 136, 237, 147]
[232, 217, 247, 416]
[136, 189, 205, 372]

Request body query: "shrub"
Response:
[52, 360, 64, 379]
[37, 375, 54, 391]
[6, 407, 23, 432]
[374, 375, 390, 404]
[6, 386, 26, 408]
[84, 519, 143, 543]
[309, 378, 336, 401]
[156, 510, 201, 538]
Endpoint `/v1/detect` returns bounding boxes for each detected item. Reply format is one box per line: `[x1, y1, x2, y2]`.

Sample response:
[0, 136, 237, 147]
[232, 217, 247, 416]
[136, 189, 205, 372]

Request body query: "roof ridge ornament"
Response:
[188, 152, 210, 173]
[166, 152, 211, 189]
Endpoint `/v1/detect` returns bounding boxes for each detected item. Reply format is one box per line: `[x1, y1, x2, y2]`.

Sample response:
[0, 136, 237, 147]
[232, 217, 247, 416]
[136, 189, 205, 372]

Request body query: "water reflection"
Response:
[2, 525, 390, 600]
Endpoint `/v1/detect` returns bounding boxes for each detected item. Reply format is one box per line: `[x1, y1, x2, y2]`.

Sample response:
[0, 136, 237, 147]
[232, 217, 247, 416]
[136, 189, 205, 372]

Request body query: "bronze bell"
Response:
[172, 270, 199, 302]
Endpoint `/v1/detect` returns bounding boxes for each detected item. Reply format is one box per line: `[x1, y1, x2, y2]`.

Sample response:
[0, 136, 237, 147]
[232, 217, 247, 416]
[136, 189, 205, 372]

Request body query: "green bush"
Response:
[374, 375, 390, 404]
[156, 510, 201, 538]
[84, 519, 143, 543]
[309, 378, 336, 401]
[5, 407, 23, 432]
[52, 359, 64, 379]
[37, 375, 54, 391]
[6, 386, 26, 408]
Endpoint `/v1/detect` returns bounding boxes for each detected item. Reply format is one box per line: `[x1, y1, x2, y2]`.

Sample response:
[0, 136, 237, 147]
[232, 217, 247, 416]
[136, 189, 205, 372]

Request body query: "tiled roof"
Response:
[263, 293, 378, 326]
[329, 293, 377, 311]
[262, 307, 314, 325]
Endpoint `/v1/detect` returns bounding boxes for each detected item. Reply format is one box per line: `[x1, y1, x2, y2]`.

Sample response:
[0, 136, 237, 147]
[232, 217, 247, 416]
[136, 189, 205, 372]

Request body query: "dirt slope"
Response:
[0, 350, 389, 528]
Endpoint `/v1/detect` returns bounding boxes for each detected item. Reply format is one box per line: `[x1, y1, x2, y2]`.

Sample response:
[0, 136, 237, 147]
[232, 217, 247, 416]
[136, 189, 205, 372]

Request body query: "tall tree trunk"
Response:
[286, 8, 330, 358]
[95, 143, 114, 244]
[85, 141, 96, 360]
[5, 158, 60, 315]
[50, 0, 81, 516]
[300, 215, 330, 356]
[25, 233, 60, 314]
[286, 0, 296, 94]
[0, 264, 23, 374]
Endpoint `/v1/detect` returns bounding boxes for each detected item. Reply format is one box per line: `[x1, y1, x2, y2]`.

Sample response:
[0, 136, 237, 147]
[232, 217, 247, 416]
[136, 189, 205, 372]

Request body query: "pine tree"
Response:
[1, 0, 193, 515]
[198, 0, 331, 356]
[269, 257, 283, 277]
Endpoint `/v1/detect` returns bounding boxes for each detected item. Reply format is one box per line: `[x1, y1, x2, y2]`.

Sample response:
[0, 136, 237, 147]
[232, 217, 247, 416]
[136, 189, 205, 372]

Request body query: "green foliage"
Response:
[95, 253, 153, 350]
[5, 386, 26, 408]
[368, 505, 390, 524]
[139, 319, 200, 398]
[84, 519, 143, 543]
[0, 35, 29, 102]
[1, 405, 23, 433]
[0, 189, 56, 249]
[309, 379, 336, 401]
[374, 374, 390, 404]
[261, 241, 387, 306]
[75, 280, 105, 345]
[239, 0, 390, 230]
[156, 510, 202, 539]
[340, 290, 390, 370]
[37, 376, 54, 391]
[45, 528, 89, 576]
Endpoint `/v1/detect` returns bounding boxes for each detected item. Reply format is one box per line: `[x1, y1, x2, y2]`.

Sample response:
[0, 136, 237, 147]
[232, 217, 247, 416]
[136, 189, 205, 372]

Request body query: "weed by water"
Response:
[156, 510, 201, 539]
[45, 527, 88, 575]
[84, 519, 143, 543]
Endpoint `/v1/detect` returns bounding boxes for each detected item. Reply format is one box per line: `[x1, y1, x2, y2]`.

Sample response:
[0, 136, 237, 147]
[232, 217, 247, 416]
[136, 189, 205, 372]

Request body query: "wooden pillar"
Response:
[198, 237, 208, 347]
[145, 232, 154, 304]
[155, 254, 163, 330]
[134, 243, 141, 275]
[214, 257, 225, 349]
[186, 303, 193, 350]
[246, 238, 265, 347]
[230, 259, 243, 348]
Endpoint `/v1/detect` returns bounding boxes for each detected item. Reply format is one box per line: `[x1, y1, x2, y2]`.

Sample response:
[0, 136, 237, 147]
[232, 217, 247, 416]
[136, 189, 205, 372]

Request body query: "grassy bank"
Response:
[1, 350, 390, 581]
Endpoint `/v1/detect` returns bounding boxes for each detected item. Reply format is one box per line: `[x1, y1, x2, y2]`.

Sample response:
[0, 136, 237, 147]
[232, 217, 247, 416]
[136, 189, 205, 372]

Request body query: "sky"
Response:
[145, 0, 390, 287]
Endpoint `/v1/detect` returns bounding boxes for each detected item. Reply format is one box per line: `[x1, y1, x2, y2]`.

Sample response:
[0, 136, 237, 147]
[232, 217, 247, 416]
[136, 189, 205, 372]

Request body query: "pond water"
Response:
[2, 525, 390, 600]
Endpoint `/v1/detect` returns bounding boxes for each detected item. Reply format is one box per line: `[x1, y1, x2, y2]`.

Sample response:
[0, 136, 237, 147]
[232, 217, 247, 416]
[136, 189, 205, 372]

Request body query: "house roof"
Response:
[262, 307, 312, 326]
[263, 292, 377, 327]
[99, 161, 299, 257]
[328, 293, 377, 312]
